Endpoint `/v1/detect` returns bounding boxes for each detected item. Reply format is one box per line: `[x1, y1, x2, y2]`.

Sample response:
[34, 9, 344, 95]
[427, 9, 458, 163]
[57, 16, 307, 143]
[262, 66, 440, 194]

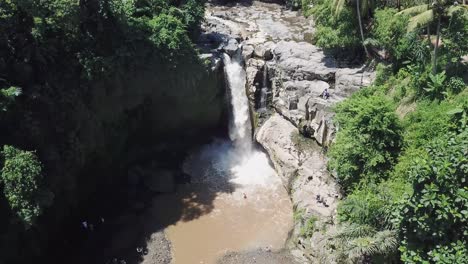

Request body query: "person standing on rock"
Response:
[321, 89, 330, 100]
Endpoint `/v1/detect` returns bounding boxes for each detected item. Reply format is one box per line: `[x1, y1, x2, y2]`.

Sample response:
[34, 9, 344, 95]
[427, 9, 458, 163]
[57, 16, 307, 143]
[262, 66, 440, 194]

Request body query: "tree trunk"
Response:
[433, 15, 441, 74]
[427, 0, 431, 47]
[356, 0, 369, 58]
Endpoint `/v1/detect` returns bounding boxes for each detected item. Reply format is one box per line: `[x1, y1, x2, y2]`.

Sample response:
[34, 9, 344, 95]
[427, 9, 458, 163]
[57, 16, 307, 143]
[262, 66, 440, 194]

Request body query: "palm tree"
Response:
[356, 0, 370, 57]
[333, 0, 375, 57]
[397, 1, 468, 73]
[328, 223, 399, 263]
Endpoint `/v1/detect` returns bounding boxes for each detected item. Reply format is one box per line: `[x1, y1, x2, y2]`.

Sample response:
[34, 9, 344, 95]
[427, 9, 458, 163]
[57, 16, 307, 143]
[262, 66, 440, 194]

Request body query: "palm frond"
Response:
[447, 5, 468, 16]
[372, 229, 399, 255]
[333, 223, 377, 242]
[407, 9, 434, 32]
[363, 38, 380, 47]
[333, 0, 348, 16]
[361, 0, 369, 18]
[328, 224, 399, 262]
[397, 4, 428, 16]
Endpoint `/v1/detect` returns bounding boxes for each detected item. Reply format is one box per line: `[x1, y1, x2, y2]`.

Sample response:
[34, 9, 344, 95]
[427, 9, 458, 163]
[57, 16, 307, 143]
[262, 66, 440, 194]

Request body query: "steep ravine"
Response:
[44, 2, 374, 264]
[202, 1, 375, 262]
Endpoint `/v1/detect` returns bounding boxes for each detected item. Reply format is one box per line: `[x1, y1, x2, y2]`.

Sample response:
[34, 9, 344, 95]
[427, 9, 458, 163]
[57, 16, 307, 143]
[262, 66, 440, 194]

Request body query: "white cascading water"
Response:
[258, 63, 268, 110]
[222, 50, 252, 152]
[183, 45, 280, 189]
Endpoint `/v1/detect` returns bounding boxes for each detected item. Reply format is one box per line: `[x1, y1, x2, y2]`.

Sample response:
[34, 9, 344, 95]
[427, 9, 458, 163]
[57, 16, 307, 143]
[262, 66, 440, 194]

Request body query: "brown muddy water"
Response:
[151, 140, 293, 264]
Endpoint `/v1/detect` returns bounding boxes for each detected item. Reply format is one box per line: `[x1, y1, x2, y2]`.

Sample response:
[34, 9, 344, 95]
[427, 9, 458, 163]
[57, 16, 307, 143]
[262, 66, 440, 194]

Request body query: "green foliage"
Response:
[329, 223, 399, 263]
[426, 241, 468, 264]
[300, 216, 318, 238]
[328, 92, 403, 192]
[0, 146, 53, 228]
[0, 87, 21, 112]
[293, 208, 305, 221]
[404, 96, 467, 147]
[440, 9, 468, 75]
[371, 8, 409, 59]
[287, 0, 302, 10]
[423, 70, 447, 99]
[301, 0, 314, 17]
[148, 13, 192, 52]
[315, 1, 467, 262]
[398, 129, 468, 263]
[338, 180, 411, 229]
[310, 0, 360, 51]
[182, 0, 205, 38]
[0, 0, 207, 260]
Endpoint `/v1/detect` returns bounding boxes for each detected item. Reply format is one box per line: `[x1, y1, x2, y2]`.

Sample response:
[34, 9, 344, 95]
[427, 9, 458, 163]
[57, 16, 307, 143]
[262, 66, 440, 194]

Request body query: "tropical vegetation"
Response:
[0, 0, 208, 262]
[297, 0, 467, 262]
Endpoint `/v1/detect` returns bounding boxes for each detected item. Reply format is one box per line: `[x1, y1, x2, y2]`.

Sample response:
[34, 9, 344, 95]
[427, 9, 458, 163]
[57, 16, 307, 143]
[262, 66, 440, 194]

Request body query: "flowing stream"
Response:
[152, 47, 293, 264]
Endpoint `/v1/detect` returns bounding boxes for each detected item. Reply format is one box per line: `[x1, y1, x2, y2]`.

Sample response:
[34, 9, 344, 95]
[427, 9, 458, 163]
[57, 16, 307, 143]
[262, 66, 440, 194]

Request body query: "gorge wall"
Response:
[1, 53, 227, 264]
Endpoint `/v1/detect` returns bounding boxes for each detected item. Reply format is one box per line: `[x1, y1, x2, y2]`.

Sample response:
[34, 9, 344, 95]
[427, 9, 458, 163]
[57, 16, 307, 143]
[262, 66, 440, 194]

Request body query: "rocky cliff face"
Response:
[203, 1, 374, 262]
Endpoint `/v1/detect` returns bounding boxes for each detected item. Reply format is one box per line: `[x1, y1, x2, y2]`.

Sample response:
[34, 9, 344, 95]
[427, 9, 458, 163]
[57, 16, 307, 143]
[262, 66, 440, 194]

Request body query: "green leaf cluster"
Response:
[328, 92, 403, 192]
[399, 129, 467, 263]
[0, 146, 52, 228]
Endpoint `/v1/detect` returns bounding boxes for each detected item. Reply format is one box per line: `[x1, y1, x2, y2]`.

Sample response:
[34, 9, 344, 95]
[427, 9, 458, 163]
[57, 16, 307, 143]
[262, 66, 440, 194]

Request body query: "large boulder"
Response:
[242, 45, 255, 61]
[302, 99, 336, 146]
[254, 43, 274, 60]
[246, 59, 265, 101]
[273, 41, 336, 82]
[256, 114, 341, 263]
[256, 114, 340, 210]
[334, 67, 375, 97]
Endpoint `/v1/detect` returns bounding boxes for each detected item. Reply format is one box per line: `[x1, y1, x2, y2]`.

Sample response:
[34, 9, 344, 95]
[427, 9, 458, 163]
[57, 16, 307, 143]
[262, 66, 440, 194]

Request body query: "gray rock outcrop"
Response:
[256, 114, 341, 262]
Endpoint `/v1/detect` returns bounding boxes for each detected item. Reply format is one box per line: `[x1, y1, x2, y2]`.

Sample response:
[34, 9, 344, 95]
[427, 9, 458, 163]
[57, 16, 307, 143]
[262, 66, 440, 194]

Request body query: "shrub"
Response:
[328, 92, 403, 192]
[338, 180, 411, 229]
[398, 129, 468, 263]
[371, 8, 409, 61]
[300, 216, 318, 238]
[1, 146, 53, 228]
[311, 0, 360, 52]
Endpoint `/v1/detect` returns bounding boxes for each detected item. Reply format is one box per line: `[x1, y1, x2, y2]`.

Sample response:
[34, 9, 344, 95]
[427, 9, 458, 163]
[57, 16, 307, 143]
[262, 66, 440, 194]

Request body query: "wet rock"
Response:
[222, 38, 240, 56]
[246, 59, 265, 100]
[254, 44, 273, 60]
[242, 45, 255, 61]
[199, 53, 223, 71]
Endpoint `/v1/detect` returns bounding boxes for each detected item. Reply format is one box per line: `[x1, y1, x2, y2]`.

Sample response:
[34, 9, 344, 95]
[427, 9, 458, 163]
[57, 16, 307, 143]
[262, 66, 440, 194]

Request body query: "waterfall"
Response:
[259, 63, 268, 110]
[183, 43, 279, 188]
[223, 49, 252, 152]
